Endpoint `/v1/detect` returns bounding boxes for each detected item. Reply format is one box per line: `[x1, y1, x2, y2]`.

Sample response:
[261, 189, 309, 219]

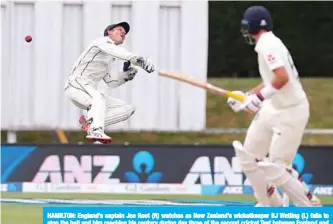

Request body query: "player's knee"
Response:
[125, 105, 135, 117]
[129, 105, 136, 114]
[268, 156, 304, 182]
[257, 161, 292, 186]
[243, 138, 268, 161]
[70, 99, 90, 110]
[120, 105, 136, 121]
[269, 157, 286, 166]
[232, 141, 259, 172]
[269, 155, 294, 168]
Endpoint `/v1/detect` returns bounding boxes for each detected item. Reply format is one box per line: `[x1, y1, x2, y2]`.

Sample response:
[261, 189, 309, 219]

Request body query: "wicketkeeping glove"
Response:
[122, 61, 138, 82]
[130, 56, 155, 73]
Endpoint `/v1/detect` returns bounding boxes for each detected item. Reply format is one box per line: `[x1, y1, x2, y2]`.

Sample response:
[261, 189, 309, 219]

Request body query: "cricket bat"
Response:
[159, 71, 245, 102]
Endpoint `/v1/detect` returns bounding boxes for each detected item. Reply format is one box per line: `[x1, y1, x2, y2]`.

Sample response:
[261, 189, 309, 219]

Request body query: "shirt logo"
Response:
[267, 54, 275, 62]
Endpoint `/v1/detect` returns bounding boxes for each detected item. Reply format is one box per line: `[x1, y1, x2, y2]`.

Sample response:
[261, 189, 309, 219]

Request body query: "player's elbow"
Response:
[273, 67, 289, 89]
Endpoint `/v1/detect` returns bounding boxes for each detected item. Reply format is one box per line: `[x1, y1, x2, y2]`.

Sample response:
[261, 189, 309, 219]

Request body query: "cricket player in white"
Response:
[64, 22, 155, 143]
[227, 6, 321, 206]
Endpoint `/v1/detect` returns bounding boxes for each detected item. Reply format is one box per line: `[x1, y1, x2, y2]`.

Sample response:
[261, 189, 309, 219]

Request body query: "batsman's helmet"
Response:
[240, 6, 273, 45]
[104, 21, 130, 37]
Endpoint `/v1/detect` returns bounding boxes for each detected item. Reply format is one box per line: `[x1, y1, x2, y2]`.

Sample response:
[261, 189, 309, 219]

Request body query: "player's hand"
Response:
[227, 91, 247, 113]
[123, 61, 131, 72]
[239, 93, 264, 113]
[122, 61, 138, 82]
[130, 56, 155, 73]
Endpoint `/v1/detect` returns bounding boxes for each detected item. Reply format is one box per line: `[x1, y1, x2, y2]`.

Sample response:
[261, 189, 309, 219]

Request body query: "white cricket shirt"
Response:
[255, 31, 307, 109]
[66, 37, 135, 88]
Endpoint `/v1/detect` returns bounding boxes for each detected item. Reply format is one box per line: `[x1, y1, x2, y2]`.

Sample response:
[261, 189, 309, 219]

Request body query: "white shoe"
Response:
[254, 202, 266, 207]
[86, 127, 112, 144]
[310, 195, 322, 207]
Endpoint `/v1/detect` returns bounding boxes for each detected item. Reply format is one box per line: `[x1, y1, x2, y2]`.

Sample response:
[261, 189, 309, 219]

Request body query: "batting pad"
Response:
[233, 140, 283, 207]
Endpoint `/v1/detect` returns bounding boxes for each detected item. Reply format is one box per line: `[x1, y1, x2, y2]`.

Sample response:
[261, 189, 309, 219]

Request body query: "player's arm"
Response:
[255, 49, 289, 100]
[103, 73, 126, 88]
[232, 48, 289, 113]
[250, 68, 289, 95]
[97, 39, 136, 60]
[103, 61, 138, 88]
[250, 82, 265, 94]
[96, 39, 155, 73]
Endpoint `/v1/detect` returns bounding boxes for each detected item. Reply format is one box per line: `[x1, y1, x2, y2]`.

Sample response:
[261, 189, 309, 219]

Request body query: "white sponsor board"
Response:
[22, 183, 201, 194]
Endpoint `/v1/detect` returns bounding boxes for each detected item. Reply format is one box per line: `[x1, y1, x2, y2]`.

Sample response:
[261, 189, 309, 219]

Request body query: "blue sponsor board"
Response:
[1, 183, 23, 192]
[1, 144, 333, 186]
[201, 185, 333, 196]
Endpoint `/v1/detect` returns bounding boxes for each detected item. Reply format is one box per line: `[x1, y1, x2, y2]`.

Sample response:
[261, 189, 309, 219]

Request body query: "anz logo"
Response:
[124, 151, 163, 183]
[292, 153, 313, 184]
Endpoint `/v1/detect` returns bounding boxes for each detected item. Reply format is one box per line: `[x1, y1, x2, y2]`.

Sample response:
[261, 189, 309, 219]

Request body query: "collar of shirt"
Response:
[255, 31, 274, 52]
[105, 36, 115, 44]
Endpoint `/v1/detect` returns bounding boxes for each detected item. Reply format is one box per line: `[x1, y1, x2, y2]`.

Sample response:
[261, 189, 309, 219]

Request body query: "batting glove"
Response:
[130, 56, 155, 73]
[227, 91, 248, 113]
[239, 93, 264, 113]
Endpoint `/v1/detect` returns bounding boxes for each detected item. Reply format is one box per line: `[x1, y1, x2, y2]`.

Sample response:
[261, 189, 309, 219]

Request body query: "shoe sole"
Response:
[87, 138, 112, 144]
[79, 115, 89, 132]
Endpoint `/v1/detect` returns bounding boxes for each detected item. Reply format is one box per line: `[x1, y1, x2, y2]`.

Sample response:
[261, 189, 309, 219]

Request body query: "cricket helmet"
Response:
[240, 6, 273, 45]
[104, 21, 130, 36]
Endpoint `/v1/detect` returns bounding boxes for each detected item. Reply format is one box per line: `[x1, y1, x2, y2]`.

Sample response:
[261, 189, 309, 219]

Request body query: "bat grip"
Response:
[225, 91, 245, 102]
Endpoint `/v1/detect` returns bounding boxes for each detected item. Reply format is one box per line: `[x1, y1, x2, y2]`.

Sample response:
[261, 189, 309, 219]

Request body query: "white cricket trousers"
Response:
[64, 77, 135, 130]
[243, 98, 310, 166]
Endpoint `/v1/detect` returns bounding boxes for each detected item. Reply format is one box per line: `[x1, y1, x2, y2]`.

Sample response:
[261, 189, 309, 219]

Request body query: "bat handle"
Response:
[225, 91, 245, 102]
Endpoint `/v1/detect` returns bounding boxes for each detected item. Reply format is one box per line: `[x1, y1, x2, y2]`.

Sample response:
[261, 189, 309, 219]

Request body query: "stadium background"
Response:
[1, 1, 333, 223]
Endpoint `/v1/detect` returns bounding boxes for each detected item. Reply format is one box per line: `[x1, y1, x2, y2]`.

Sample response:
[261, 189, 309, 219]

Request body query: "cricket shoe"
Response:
[86, 127, 112, 144]
[307, 193, 322, 207]
[79, 115, 90, 132]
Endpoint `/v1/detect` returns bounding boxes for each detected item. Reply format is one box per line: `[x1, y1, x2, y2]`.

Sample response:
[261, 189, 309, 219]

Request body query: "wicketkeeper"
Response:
[64, 21, 155, 143]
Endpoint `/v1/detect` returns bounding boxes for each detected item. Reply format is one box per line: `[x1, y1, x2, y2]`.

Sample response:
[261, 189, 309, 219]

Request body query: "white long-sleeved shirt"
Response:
[66, 36, 136, 89]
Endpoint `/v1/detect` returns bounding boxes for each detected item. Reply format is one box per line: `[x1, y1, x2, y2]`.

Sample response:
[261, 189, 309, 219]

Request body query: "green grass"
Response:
[1, 192, 256, 201]
[2, 192, 333, 204]
[2, 204, 42, 224]
[206, 78, 333, 129]
[1, 192, 333, 224]
[1, 78, 333, 145]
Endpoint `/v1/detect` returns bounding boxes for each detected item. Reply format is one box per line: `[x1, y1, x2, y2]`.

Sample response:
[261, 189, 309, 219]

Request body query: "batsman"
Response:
[64, 21, 155, 143]
[227, 6, 321, 206]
